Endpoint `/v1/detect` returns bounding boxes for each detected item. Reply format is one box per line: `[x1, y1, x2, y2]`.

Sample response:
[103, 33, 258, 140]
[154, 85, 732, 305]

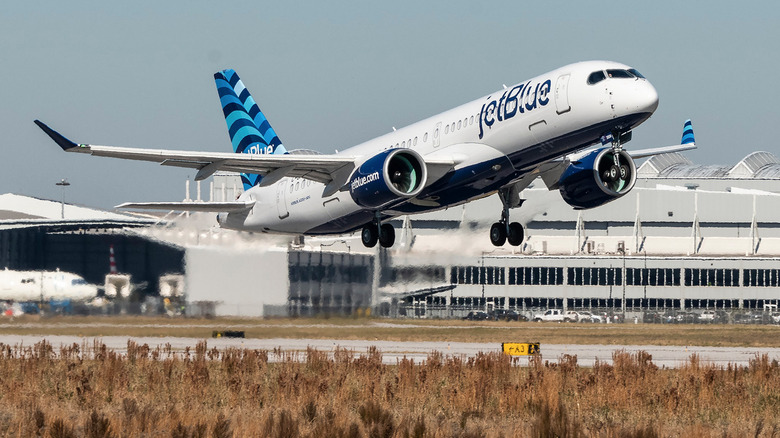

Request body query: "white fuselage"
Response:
[219, 61, 658, 235]
[0, 269, 98, 302]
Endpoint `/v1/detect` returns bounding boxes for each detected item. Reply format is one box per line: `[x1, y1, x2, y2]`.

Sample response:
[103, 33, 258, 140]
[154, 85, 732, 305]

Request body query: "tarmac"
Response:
[1, 334, 779, 368]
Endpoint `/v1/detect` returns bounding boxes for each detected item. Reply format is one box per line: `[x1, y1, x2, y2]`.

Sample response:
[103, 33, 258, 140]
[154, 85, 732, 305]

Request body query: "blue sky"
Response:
[2, 1, 778, 208]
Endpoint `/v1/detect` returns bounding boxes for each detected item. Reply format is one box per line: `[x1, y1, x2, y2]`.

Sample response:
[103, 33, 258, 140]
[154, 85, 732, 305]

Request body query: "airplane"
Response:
[35, 60, 695, 248]
[0, 268, 98, 302]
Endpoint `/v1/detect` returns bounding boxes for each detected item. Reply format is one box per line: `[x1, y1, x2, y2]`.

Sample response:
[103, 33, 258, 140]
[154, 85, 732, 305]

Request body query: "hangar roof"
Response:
[638, 152, 780, 179]
[0, 193, 153, 226]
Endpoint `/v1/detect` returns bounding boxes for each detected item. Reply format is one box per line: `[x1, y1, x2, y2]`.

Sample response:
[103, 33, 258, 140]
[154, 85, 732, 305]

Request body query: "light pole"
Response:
[56, 179, 70, 219]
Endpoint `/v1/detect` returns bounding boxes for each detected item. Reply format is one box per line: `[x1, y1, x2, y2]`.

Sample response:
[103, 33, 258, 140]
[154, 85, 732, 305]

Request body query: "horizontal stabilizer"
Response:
[115, 201, 254, 213]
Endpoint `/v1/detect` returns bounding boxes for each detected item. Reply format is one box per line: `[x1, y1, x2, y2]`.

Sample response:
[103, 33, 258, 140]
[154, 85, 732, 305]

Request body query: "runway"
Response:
[2, 334, 778, 368]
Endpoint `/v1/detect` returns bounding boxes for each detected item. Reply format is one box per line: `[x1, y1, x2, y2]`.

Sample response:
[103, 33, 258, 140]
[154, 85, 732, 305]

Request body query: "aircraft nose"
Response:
[640, 81, 660, 114]
[611, 79, 659, 116]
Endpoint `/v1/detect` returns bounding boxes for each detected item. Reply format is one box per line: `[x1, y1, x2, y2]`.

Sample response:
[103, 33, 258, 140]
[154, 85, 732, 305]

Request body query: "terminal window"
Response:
[626, 268, 680, 287]
[566, 267, 621, 286]
[508, 267, 564, 285]
[451, 266, 506, 285]
[684, 269, 739, 287]
[743, 269, 780, 287]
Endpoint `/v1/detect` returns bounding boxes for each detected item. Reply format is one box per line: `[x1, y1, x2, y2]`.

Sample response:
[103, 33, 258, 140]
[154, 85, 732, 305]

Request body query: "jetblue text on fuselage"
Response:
[246, 143, 275, 155]
[478, 79, 552, 139]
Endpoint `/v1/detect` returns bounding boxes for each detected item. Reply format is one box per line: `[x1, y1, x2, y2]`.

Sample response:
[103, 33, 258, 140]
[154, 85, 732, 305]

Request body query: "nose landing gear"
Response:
[489, 189, 525, 247]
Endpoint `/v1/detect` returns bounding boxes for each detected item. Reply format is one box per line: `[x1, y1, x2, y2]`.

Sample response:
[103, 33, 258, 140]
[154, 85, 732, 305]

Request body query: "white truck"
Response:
[533, 309, 565, 322]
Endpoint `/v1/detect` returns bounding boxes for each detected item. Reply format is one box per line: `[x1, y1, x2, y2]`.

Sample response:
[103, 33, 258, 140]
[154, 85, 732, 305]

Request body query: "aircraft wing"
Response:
[35, 120, 461, 198]
[115, 201, 255, 212]
[625, 143, 696, 159]
[34, 120, 357, 195]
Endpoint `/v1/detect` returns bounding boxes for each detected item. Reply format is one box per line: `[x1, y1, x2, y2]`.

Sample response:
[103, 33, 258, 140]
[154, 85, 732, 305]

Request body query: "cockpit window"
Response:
[607, 69, 634, 79]
[628, 68, 645, 79]
[587, 70, 606, 85]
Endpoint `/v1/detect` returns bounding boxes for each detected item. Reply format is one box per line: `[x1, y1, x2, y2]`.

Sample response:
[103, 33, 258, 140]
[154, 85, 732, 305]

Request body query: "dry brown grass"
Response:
[0, 340, 778, 437]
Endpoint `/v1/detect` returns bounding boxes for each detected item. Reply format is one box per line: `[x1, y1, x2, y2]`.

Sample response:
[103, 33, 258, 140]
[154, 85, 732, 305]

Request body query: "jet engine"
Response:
[349, 148, 427, 209]
[558, 148, 636, 209]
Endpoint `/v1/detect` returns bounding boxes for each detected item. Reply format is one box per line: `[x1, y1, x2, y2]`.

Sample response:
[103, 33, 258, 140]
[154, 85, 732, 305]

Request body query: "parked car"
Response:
[699, 310, 717, 323]
[563, 311, 580, 322]
[578, 311, 603, 323]
[488, 309, 526, 321]
[533, 309, 565, 322]
[675, 312, 698, 324]
[463, 311, 490, 321]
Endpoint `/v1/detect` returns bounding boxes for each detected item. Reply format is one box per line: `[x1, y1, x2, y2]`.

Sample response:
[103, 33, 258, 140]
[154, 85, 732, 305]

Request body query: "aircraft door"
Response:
[554, 74, 571, 114]
[276, 181, 290, 219]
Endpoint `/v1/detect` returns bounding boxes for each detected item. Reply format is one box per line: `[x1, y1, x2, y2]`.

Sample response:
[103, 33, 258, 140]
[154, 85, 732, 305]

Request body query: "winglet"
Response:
[681, 119, 695, 145]
[34, 120, 81, 151]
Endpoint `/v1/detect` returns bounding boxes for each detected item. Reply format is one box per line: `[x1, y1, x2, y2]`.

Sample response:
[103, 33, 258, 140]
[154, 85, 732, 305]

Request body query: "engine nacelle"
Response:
[558, 148, 636, 209]
[349, 148, 427, 209]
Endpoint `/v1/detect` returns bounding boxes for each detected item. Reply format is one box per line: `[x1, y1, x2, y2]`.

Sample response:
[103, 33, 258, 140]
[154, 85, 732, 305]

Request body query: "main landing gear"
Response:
[361, 213, 395, 248]
[489, 189, 524, 247]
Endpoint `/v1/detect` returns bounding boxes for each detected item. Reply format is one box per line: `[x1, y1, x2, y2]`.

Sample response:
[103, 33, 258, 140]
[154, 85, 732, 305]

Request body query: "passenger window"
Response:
[413, 137, 417, 146]
[445, 125, 449, 134]
[587, 71, 606, 85]
[408, 139, 411, 146]
[469, 116, 474, 125]
[457, 120, 462, 130]
[424, 132, 428, 142]
[295, 181, 299, 191]
[289, 184, 293, 193]
[451, 122, 455, 132]
[401, 140, 405, 147]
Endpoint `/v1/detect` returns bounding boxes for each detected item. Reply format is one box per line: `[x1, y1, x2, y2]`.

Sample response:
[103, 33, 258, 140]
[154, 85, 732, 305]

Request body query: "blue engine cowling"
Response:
[558, 148, 636, 209]
[349, 148, 427, 209]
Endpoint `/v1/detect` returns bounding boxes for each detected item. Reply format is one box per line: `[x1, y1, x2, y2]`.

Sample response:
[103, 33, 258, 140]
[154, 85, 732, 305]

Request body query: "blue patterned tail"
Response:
[681, 119, 695, 145]
[214, 69, 287, 190]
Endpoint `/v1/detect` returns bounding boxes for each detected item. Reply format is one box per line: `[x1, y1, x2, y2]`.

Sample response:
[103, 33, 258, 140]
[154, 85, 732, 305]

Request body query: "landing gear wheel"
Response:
[379, 223, 395, 248]
[619, 165, 629, 179]
[604, 165, 619, 182]
[490, 222, 506, 247]
[507, 222, 524, 246]
[361, 225, 378, 248]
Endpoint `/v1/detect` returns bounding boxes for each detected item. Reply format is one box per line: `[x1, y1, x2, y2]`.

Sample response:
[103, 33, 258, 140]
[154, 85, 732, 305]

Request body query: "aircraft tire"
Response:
[379, 223, 395, 248]
[361, 225, 378, 248]
[490, 222, 506, 246]
[507, 222, 524, 246]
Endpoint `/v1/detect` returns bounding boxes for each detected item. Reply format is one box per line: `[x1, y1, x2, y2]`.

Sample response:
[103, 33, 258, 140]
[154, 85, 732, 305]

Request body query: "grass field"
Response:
[2, 317, 780, 436]
[2, 315, 780, 347]
[0, 339, 779, 437]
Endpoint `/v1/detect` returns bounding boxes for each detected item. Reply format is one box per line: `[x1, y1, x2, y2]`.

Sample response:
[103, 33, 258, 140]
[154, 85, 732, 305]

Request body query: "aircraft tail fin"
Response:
[681, 119, 695, 145]
[214, 69, 287, 190]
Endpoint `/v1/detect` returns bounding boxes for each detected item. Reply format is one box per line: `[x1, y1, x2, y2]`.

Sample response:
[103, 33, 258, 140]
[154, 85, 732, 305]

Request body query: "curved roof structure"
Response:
[637, 151, 780, 179]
